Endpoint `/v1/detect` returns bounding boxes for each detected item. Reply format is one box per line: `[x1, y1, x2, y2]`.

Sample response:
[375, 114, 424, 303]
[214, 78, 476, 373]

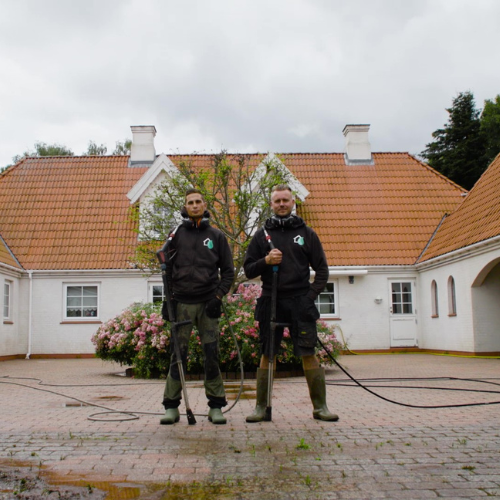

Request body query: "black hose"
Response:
[317, 338, 500, 409]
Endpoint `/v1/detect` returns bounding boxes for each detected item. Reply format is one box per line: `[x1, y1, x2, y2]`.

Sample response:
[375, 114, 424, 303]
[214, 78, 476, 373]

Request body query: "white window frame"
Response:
[391, 281, 414, 314]
[3, 280, 12, 321]
[63, 283, 100, 321]
[315, 281, 338, 318]
[149, 282, 165, 304]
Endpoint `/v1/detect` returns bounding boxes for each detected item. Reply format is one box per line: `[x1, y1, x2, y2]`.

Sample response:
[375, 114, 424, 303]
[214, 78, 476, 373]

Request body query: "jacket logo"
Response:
[293, 235, 304, 246]
[203, 238, 214, 249]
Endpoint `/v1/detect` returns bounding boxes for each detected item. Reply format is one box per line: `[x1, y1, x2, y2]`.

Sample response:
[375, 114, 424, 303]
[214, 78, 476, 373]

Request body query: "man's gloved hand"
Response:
[161, 298, 177, 322]
[205, 297, 222, 318]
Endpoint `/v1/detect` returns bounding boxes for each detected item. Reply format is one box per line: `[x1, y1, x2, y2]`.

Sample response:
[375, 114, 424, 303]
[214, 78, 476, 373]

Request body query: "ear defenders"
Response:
[269, 214, 296, 228]
[181, 209, 211, 230]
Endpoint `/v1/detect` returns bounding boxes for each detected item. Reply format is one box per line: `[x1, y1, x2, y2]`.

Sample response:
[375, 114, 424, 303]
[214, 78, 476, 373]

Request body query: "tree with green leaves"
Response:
[85, 141, 107, 156]
[420, 91, 487, 190]
[480, 94, 500, 165]
[112, 139, 132, 155]
[11, 142, 74, 164]
[132, 151, 293, 290]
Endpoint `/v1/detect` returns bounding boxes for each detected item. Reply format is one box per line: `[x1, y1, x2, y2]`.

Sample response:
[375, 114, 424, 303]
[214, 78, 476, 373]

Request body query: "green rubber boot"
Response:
[160, 407, 180, 425]
[246, 368, 269, 423]
[160, 374, 182, 425]
[305, 367, 339, 422]
[208, 408, 227, 425]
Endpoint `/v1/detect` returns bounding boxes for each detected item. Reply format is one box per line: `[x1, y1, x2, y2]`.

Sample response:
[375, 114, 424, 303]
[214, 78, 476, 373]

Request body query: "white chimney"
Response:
[130, 125, 157, 166]
[343, 124, 373, 165]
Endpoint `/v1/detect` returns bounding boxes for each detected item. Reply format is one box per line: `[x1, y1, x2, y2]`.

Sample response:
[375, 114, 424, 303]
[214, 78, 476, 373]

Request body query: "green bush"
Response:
[91, 284, 344, 378]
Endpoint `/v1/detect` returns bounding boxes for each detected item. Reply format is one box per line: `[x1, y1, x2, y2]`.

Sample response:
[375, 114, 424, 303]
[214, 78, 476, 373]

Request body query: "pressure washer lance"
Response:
[263, 228, 291, 422]
[157, 229, 196, 425]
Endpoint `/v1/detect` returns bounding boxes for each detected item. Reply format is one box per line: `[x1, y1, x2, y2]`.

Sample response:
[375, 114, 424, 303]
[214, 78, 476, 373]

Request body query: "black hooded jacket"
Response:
[243, 215, 329, 299]
[165, 209, 234, 303]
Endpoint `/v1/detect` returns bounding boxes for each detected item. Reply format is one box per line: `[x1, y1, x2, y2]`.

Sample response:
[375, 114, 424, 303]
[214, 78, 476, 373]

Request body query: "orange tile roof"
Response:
[274, 153, 465, 265]
[0, 152, 466, 270]
[0, 156, 147, 270]
[419, 154, 500, 262]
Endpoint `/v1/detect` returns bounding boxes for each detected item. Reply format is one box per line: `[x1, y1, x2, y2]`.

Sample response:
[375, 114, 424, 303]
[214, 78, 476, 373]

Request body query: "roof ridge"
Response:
[412, 155, 468, 193]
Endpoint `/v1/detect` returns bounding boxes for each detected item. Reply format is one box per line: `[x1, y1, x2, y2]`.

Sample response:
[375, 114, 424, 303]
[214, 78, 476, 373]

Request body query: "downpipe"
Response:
[25, 270, 33, 360]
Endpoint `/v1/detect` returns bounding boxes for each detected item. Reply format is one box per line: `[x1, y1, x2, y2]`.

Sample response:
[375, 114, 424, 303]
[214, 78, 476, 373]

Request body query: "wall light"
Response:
[348, 276, 354, 284]
[374, 297, 383, 304]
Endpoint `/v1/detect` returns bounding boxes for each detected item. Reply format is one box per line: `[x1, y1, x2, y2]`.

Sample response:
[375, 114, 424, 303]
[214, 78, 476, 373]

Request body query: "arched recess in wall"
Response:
[447, 276, 457, 316]
[472, 256, 500, 287]
[431, 280, 438, 317]
[470, 258, 500, 352]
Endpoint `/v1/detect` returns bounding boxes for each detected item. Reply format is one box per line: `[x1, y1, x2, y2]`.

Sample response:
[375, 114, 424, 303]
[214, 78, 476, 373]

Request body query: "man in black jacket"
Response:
[160, 189, 234, 425]
[244, 184, 338, 422]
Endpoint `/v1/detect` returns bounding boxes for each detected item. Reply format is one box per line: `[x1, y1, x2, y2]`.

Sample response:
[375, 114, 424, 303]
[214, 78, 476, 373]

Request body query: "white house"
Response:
[1, 124, 499, 359]
[416, 153, 500, 354]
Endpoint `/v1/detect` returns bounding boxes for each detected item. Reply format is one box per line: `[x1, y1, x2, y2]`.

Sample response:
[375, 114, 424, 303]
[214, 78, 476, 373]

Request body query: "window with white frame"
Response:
[3, 280, 12, 320]
[64, 284, 99, 319]
[315, 282, 337, 316]
[431, 280, 439, 317]
[448, 276, 457, 316]
[151, 283, 165, 304]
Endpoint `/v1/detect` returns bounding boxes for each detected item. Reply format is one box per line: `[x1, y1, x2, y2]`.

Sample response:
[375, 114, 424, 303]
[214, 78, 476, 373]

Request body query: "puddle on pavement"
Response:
[186, 382, 256, 400]
[56, 478, 237, 499]
[226, 383, 256, 400]
[0, 458, 241, 499]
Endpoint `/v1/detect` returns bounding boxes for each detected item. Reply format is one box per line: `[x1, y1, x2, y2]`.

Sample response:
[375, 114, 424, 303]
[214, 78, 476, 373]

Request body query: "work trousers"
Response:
[162, 301, 227, 409]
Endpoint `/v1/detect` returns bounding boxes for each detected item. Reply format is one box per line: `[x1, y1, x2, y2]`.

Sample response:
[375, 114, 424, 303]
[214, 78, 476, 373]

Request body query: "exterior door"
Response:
[389, 280, 418, 347]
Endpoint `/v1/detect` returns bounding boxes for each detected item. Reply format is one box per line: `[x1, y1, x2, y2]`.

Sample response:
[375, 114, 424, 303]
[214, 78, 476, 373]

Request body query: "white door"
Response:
[389, 280, 418, 347]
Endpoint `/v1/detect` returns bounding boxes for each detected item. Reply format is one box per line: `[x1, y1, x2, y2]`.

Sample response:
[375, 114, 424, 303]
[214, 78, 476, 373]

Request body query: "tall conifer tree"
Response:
[421, 91, 487, 190]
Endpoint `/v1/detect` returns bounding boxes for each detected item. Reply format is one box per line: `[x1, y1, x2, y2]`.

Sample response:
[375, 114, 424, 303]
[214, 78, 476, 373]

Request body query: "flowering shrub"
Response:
[91, 302, 170, 378]
[92, 284, 344, 378]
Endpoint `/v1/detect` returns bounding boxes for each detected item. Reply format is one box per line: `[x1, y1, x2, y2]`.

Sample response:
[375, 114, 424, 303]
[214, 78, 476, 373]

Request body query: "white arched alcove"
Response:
[471, 259, 500, 352]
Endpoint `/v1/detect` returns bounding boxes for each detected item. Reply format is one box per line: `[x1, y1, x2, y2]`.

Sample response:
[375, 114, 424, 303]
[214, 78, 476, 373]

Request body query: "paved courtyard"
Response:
[1, 354, 500, 499]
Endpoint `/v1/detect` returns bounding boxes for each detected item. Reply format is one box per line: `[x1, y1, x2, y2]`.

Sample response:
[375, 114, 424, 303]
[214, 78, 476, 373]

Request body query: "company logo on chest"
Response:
[293, 235, 305, 246]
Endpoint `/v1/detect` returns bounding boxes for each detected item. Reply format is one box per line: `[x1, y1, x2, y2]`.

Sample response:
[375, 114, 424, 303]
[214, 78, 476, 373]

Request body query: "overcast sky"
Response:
[1, 0, 499, 167]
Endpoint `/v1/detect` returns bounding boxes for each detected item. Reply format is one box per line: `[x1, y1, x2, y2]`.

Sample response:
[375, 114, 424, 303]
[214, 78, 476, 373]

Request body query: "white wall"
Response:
[0, 267, 24, 357]
[418, 244, 500, 353]
[28, 270, 157, 355]
[321, 269, 418, 350]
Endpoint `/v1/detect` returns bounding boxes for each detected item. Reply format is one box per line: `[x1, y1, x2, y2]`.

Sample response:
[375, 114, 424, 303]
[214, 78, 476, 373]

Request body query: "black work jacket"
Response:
[243, 215, 329, 300]
[165, 214, 234, 303]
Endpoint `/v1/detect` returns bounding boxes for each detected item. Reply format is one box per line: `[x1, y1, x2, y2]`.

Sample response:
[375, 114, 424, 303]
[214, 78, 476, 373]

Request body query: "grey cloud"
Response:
[1, 0, 500, 166]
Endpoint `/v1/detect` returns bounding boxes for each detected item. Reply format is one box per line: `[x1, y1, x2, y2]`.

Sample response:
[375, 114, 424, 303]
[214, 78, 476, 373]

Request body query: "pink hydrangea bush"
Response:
[91, 302, 170, 378]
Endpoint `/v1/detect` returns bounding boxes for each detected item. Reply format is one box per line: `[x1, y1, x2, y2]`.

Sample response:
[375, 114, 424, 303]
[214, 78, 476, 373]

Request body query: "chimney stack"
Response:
[129, 125, 157, 166]
[343, 124, 373, 165]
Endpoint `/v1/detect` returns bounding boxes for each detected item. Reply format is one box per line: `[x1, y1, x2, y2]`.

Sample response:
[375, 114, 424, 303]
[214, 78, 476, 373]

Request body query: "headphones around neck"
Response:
[269, 214, 296, 228]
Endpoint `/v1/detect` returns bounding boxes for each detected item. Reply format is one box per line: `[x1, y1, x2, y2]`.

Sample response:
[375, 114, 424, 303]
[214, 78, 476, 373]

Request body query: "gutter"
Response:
[415, 233, 500, 270]
[26, 270, 33, 359]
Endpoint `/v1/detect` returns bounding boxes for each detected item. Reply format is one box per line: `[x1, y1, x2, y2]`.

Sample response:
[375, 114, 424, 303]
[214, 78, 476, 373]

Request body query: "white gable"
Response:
[252, 153, 309, 202]
[127, 153, 179, 204]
